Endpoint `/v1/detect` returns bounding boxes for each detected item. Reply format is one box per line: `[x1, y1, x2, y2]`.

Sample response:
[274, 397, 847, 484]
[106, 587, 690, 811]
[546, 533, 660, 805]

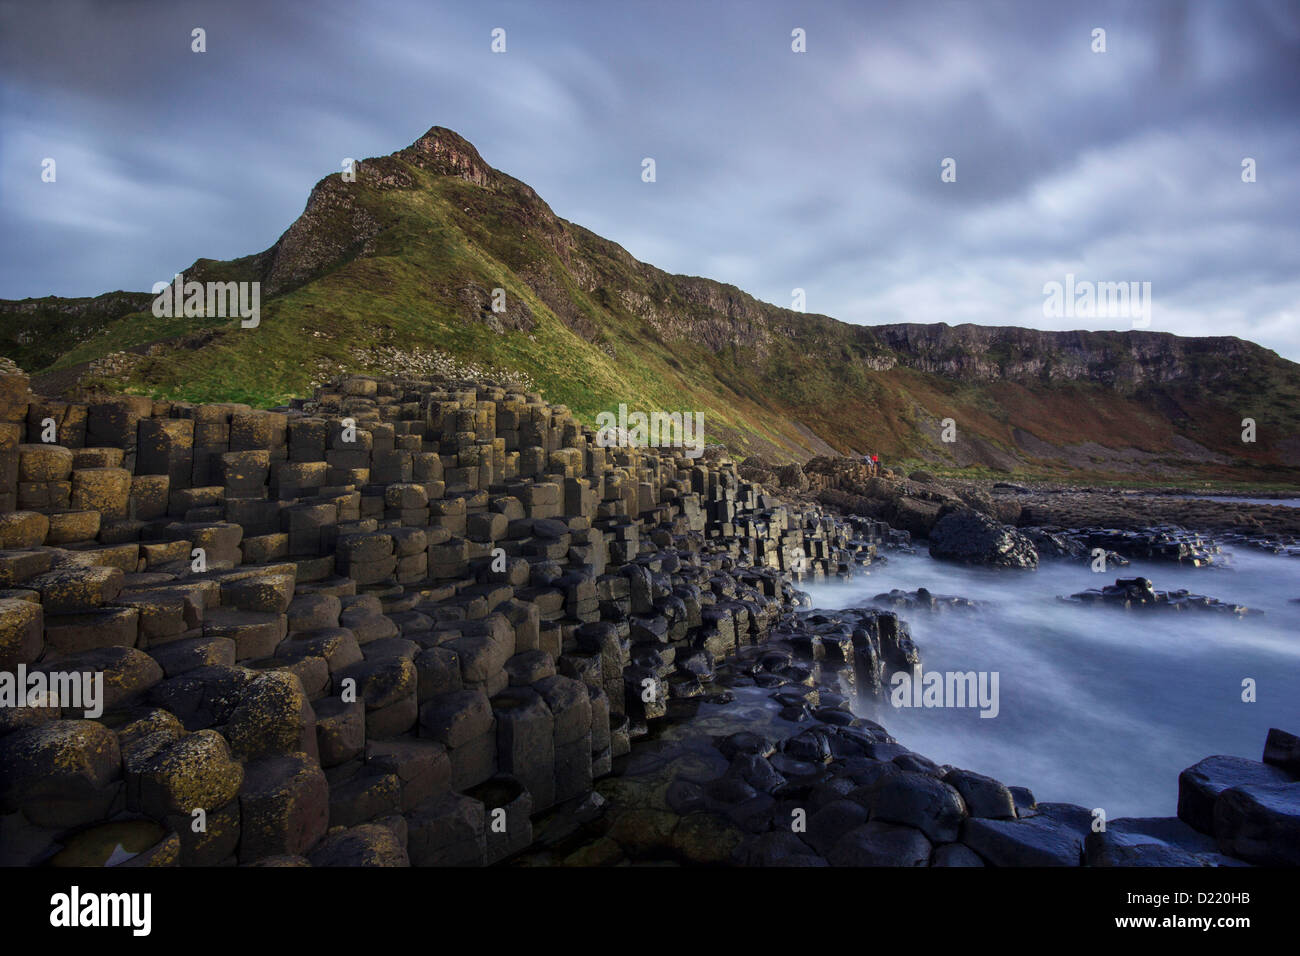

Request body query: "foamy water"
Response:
[1164, 495, 1300, 508]
[801, 547, 1300, 818]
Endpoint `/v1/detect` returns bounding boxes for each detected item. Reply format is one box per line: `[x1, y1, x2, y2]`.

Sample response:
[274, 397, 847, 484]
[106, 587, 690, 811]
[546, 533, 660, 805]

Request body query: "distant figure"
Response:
[871, 453, 880, 477]
[862, 453, 879, 478]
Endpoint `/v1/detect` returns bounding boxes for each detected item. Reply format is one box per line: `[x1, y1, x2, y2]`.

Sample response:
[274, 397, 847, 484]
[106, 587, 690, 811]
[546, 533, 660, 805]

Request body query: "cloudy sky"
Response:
[2, 0, 1298, 359]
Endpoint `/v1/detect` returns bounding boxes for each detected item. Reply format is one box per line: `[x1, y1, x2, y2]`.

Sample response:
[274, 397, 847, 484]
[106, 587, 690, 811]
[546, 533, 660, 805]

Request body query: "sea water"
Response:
[801, 546, 1300, 817]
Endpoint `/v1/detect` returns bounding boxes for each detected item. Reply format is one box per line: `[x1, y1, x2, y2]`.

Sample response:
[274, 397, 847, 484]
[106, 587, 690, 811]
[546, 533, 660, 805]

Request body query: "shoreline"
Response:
[0, 368, 1296, 867]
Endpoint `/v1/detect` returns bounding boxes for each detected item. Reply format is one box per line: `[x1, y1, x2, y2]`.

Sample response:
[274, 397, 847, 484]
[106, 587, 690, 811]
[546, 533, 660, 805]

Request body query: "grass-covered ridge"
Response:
[3, 126, 1299, 484]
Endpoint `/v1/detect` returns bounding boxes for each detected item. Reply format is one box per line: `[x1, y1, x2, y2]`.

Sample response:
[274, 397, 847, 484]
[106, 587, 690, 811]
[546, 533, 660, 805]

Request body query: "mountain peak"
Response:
[6, 123, 1299, 481]
[399, 126, 494, 186]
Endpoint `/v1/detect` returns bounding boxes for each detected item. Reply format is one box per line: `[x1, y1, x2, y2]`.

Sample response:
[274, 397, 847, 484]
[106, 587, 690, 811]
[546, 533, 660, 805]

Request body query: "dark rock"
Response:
[927, 508, 1038, 569]
[1263, 727, 1300, 775]
[961, 805, 1087, 866]
[1177, 754, 1292, 835]
[943, 768, 1017, 819]
[1212, 782, 1300, 866]
[866, 770, 966, 843]
[736, 831, 826, 867]
[1085, 816, 1236, 867]
[806, 799, 869, 857]
[932, 842, 985, 866]
[827, 821, 932, 866]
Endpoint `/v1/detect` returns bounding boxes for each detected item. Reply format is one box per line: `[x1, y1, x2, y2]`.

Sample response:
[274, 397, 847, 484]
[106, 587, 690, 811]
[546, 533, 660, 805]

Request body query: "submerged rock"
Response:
[870, 587, 979, 611]
[1062, 577, 1257, 614]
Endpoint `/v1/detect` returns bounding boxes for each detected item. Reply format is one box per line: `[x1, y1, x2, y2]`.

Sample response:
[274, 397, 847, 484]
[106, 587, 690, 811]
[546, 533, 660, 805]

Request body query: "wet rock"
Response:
[1212, 782, 1300, 866]
[866, 770, 967, 842]
[671, 811, 745, 864]
[1084, 816, 1233, 867]
[1067, 526, 1223, 566]
[1063, 577, 1255, 615]
[806, 798, 870, 857]
[893, 752, 942, 775]
[928, 508, 1038, 569]
[705, 776, 758, 805]
[736, 830, 826, 867]
[871, 587, 979, 611]
[666, 778, 710, 815]
[726, 752, 787, 793]
[961, 804, 1087, 866]
[1010, 785, 1037, 817]
[932, 842, 985, 866]
[1177, 754, 1292, 835]
[943, 768, 1017, 819]
[828, 821, 932, 866]
[607, 808, 678, 858]
[783, 727, 833, 764]
[1263, 727, 1300, 775]
[769, 752, 824, 785]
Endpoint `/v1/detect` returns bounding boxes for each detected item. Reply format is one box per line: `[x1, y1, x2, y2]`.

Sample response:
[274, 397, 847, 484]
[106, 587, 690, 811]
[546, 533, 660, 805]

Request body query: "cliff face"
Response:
[863, 324, 1266, 389]
[3, 125, 1297, 480]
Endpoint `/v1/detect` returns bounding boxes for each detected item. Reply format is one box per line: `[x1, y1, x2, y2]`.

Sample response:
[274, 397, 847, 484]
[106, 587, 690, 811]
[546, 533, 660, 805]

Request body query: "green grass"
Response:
[5, 129, 1300, 487]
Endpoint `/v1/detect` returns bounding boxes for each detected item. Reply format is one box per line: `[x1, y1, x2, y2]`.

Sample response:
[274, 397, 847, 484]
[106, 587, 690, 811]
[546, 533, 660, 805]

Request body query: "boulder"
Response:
[1177, 754, 1292, 835]
[943, 768, 1016, 820]
[138, 729, 244, 819]
[0, 719, 121, 827]
[866, 770, 967, 842]
[827, 821, 932, 866]
[1212, 782, 1300, 866]
[928, 507, 1038, 569]
[961, 803, 1088, 866]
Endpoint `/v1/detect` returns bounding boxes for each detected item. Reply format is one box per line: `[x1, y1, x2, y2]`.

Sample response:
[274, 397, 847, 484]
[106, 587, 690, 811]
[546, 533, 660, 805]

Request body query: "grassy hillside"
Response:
[3, 127, 1298, 484]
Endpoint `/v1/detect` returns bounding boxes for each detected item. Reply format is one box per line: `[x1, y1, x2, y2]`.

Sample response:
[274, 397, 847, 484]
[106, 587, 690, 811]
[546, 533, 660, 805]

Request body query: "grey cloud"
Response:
[1, 0, 1297, 360]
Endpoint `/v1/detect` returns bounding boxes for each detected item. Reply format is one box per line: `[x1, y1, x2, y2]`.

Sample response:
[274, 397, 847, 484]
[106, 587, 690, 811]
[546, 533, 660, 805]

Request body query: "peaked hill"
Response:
[3, 126, 1298, 484]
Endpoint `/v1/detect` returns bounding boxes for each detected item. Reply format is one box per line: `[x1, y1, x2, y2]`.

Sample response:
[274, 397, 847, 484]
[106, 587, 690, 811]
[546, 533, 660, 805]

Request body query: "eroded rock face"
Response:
[927, 508, 1038, 569]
